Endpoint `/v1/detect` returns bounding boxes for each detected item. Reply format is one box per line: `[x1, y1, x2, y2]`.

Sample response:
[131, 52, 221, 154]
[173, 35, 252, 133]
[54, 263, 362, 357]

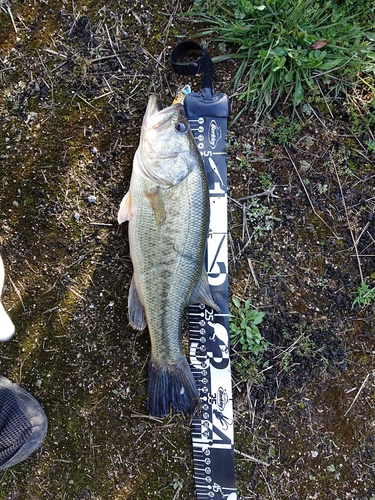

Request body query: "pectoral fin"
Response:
[118, 191, 133, 224]
[145, 187, 166, 227]
[128, 278, 147, 330]
[189, 270, 220, 312]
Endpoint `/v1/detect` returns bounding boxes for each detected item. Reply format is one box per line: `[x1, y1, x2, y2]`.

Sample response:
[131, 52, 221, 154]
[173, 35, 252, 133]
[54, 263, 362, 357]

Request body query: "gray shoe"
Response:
[0, 376, 47, 469]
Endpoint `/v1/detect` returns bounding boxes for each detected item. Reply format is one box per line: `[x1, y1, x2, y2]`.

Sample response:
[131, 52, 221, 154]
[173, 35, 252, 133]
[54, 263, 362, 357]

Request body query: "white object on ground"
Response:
[0, 255, 15, 341]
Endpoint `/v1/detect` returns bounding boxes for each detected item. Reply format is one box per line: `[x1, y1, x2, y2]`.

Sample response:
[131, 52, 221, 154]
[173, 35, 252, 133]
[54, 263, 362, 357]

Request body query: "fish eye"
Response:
[175, 122, 187, 133]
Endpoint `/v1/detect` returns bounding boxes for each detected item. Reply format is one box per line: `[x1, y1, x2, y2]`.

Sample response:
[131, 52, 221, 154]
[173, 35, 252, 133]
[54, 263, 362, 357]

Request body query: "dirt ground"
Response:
[0, 1, 375, 499]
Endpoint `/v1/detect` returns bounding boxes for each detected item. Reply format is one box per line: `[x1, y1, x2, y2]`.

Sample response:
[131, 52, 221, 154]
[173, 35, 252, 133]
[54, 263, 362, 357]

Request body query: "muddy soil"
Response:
[0, 1, 374, 499]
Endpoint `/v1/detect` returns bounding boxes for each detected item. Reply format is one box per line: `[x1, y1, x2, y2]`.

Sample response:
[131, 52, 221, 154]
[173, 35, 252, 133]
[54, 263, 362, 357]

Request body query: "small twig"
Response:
[91, 396, 111, 419]
[42, 306, 59, 315]
[88, 54, 118, 64]
[308, 104, 327, 128]
[141, 46, 167, 70]
[89, 222, 113, 227]
[247, 257, 259, 288]
[234, 448, 269, 467]
[355, 221, 370, 247]
[6, 4, 17, 34]
[43, 48, 67, 59]
[344, 373, 370, 417]
[92, 91, 113, 101]
[285, 147, 340, 240]
[242, 203, 249, 243]
[67, 286, 85, 301]
[315, 79, 334, 119]
[273, 333, 306, 360]
[228, 230, 237, 269]
[18, 357, 25, 383]
[130, 412, 164, 423]
[332, 155, 364, 283]
[363, 463, 375, 472]
[236, 185, 280, 202]
[259, 468, 276, 499]
[172, 483, 182, 500]
[313, 53, 358, 79]
[25, 260, 38, 275]
[105, 24, 125, 70]
[246, 383, 256, 427]
[8, 276, 25, 311]
[228, 196, 244, 208]
[366, 230, 375, 246]
[72, 93, 95, 108]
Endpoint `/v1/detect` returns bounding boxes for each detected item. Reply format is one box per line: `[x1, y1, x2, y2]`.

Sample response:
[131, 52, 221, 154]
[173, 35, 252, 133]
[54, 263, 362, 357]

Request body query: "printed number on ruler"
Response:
[189, 117, 228, 291]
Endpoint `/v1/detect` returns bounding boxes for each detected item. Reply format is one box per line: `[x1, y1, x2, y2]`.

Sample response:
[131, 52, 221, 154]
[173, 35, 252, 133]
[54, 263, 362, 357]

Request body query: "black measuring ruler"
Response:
[171, 41, 237, 500]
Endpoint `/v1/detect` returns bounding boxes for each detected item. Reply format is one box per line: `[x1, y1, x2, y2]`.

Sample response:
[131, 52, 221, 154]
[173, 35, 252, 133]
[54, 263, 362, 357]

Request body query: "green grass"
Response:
[229, 297, 268, 385]
[270, 115, 302, 145]
[246, 198, 281, 238]
[352, 281, 375, 308]
[230, 297, 267, 355]
[190, 0, 375, 117]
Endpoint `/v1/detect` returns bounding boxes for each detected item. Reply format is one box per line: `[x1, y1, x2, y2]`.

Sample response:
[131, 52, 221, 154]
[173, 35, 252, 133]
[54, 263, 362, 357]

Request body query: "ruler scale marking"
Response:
[170, 40, 237, 500]
[185, 96, 237, 500]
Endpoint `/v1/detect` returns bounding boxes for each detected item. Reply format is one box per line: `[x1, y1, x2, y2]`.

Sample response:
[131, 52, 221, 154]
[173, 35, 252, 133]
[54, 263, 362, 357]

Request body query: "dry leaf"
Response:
[307, 40, 330, 50]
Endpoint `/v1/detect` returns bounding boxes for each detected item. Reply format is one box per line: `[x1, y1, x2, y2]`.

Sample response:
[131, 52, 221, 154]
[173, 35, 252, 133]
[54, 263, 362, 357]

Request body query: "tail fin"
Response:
[147, 356, 199, 417]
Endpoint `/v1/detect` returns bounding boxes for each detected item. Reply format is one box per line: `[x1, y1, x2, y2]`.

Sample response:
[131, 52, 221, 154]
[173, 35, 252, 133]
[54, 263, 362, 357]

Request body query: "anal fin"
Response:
[128, 277, 147, 330]
[189, 269, 220, 312]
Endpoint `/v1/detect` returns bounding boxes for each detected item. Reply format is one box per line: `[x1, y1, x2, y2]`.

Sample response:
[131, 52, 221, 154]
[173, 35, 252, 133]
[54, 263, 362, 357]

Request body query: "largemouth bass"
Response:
[118, 95, 217, 417]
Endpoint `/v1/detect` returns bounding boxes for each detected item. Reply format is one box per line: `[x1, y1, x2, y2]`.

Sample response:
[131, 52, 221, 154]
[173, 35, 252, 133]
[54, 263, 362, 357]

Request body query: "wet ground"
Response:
[0, 1, 375, 499]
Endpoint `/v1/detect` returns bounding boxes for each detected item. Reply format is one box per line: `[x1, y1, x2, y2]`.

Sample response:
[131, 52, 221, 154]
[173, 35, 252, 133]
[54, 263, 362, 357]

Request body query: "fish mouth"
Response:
[145, 94, 160, 117]
[143, 94, 183, 132]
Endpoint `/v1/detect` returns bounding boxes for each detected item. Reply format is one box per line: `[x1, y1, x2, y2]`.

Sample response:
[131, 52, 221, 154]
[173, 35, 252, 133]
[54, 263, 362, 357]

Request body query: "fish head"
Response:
[137, 95, 201, 187]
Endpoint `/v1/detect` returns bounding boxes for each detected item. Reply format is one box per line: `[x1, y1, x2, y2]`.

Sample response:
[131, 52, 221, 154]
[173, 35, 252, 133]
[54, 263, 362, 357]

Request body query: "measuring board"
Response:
[171, 41, 238, 500]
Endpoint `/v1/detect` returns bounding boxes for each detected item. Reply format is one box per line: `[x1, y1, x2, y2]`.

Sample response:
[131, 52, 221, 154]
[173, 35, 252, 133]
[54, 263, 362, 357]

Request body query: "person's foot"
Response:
[0, 376, 47, 469]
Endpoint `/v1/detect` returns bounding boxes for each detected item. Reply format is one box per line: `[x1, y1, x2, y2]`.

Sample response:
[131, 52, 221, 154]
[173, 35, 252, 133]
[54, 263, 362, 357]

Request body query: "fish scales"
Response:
[118, 95, 217, 417]
[130, 169, 209, 364]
